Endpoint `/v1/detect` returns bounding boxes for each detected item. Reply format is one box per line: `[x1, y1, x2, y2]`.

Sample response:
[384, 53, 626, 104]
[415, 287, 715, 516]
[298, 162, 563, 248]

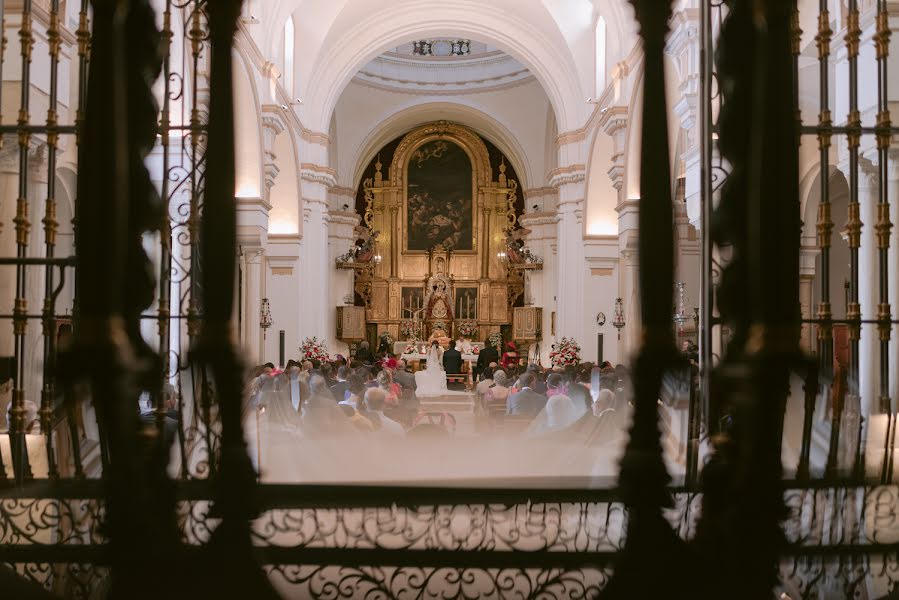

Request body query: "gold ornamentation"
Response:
[816, 201, 833, 249]
[846, 201, 862, 249]
[875, 9, 891, 60]
[845, 7, 860, 59]
[876, 110, 891, 150]
[817, 110, 832, 150]
[815, 11, 832, 60]
[875, 202, 892, 249]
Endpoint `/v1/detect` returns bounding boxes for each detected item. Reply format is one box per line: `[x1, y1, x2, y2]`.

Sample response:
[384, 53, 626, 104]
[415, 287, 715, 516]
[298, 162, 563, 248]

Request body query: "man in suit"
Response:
[443, 344, 463, 375]
[506, 373, 543, 416]
[475, 337, 499, 376]
[392, 359, 417, 391]
[329, 365, 350, 402]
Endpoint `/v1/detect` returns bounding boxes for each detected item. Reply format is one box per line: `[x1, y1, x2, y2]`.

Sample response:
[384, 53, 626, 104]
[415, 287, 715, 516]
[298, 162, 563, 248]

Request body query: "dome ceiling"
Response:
[353, 39, 533, 94]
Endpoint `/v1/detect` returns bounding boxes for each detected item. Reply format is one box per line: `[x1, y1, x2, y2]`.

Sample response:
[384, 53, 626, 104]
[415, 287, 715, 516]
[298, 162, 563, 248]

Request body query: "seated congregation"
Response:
[243, 341, 634, 484]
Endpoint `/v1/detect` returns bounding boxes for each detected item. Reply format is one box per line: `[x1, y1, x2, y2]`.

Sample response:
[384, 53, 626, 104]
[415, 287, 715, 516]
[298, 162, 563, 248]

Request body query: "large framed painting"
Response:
[405, 139, 474, 251]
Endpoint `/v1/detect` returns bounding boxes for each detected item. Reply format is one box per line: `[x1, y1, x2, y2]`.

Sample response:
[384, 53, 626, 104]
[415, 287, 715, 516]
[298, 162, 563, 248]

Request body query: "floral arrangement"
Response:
[299, 336, 329, 363]
[472, 346, 480, 354]
[379, 331, 395, 347]
[550, 337, 582, 368]
[488, 332, 504, 350]
[403, 344, 417, 355]
[400, 320, 419, 341]
[457, 320, 478, 338]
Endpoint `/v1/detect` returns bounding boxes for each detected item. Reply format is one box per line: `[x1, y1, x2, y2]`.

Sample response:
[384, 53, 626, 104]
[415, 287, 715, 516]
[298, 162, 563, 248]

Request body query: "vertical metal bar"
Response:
[699, 0, 714, 447]
[39, 0, 63, 479]
[199, 1, 278, 596]
[815, 2, 834, 381]
[874, 0, 894, 483]
[10, 0, 35, 484]
[604, 2, 682, 596]
[845, 0, 862, 407]
[156, 0, 174, 437]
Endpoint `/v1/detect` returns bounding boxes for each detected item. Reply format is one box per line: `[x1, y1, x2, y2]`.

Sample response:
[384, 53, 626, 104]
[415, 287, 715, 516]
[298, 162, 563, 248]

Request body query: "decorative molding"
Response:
[591, 268, 614, 277]
[548, 165, 586, 189]
[270, 266, 293, 276]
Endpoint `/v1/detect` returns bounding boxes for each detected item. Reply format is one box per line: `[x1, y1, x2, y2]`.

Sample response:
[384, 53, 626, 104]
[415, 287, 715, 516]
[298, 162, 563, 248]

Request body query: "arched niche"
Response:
[354, 122, 524, 342]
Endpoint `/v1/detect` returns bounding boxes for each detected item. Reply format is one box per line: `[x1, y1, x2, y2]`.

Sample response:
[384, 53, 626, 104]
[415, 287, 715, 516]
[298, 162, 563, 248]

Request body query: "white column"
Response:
[519, 210, 558, 363]
[552, 169, 586, 342]
[299, 168, 334, 347]
[243, 247, 265, 366]
[889, 149, 899, 402]
[328, 209, 360, 356]
[858, 155, 879, 414]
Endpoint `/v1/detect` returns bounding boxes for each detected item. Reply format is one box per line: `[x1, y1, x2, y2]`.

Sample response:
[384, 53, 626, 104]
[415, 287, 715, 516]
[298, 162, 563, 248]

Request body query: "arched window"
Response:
[283, 16, 295, 97]
[595, 15, 607, 98]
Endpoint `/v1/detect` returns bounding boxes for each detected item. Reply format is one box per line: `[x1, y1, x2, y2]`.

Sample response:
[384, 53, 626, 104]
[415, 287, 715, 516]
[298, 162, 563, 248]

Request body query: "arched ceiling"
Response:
[256, 0, 637, 134]
[348, 102, 535, 192]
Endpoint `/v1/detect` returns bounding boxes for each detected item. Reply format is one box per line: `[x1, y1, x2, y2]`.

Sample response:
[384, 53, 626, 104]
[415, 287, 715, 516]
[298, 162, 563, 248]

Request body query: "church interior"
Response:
[0, 0, 898, 598]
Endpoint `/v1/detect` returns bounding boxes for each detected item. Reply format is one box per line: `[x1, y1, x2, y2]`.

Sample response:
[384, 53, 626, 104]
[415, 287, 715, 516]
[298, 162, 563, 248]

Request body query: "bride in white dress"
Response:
[414, 340, 448, 397]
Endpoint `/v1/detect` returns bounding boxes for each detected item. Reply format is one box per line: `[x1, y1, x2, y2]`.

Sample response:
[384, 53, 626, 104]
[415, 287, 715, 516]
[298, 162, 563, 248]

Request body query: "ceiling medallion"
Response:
[413, 39, 471, 57]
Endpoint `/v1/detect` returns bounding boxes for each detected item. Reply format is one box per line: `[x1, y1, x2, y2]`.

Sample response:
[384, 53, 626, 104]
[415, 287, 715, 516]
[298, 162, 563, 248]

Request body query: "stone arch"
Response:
[350, 103, 531, 193]
[803, 166, 851, 318]
[300, 1, 586, 133]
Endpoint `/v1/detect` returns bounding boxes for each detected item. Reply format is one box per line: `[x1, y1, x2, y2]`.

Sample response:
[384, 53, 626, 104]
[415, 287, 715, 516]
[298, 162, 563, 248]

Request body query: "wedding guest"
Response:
[475, 367, 495, 395]
[376, 370, 400, 407]
[355, 340, 374, 365]
[475, 336, 499, 375]
[393, 359, 417, 391]
[362, 388, 405, 437]
[546, 373, 567, 397]
[337, 403, 375, 433]
[330, 365, 349, 402]
[506, 372, 543, 416]
[500, 342, 519, 370]
[302, 376, 353, 437]
[567, 369, 593, 412]
[339, 374, 367, 410]
[485, 370, 511, 419]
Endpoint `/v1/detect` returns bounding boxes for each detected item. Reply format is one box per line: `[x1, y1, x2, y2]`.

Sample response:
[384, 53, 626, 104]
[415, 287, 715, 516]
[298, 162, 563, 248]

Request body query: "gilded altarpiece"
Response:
[358, 122, 521, 341]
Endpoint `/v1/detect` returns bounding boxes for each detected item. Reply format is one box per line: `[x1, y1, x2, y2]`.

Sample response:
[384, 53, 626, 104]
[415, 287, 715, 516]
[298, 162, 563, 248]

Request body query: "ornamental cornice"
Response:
[327, 210, 361, 226]
[548, 164, 586, 189]
[300, 163, 338, 189]
[598, 105, 628, 133]
[518, 212, 559, 229]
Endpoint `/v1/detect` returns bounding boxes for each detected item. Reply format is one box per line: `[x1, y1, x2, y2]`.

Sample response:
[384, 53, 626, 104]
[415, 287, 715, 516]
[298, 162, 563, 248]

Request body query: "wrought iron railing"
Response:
[0, 0, 895, 599]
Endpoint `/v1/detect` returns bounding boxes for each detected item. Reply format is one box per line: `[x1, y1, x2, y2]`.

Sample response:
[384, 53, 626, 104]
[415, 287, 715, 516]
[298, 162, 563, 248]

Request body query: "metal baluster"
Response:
[695, 1, 798, 596]
[602, 2, 686, 598]
[815, 1, 834, 382]
[155, 0, 174, 442]
[874, 0, 895, 483]
[187, 0, 212, 479]
[10, 0, 35, 484]
[195, 1, 278, 596]
[39, 0, 62, 480]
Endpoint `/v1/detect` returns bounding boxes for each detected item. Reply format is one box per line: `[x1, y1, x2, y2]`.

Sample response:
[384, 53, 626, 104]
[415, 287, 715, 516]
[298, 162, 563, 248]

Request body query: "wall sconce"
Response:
[373, 253, 382, 265]
[613, 297, 626, 340]
[496, 250, 507, 263]
[260, 297, 273, 338]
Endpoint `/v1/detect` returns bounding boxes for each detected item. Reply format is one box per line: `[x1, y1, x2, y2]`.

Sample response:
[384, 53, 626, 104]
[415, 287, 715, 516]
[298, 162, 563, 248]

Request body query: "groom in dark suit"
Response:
[443, 344, 463, 374]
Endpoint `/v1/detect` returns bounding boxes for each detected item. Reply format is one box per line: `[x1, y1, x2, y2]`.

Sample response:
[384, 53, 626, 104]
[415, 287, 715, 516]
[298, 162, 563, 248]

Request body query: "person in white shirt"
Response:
[362, 388, 405, 437]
